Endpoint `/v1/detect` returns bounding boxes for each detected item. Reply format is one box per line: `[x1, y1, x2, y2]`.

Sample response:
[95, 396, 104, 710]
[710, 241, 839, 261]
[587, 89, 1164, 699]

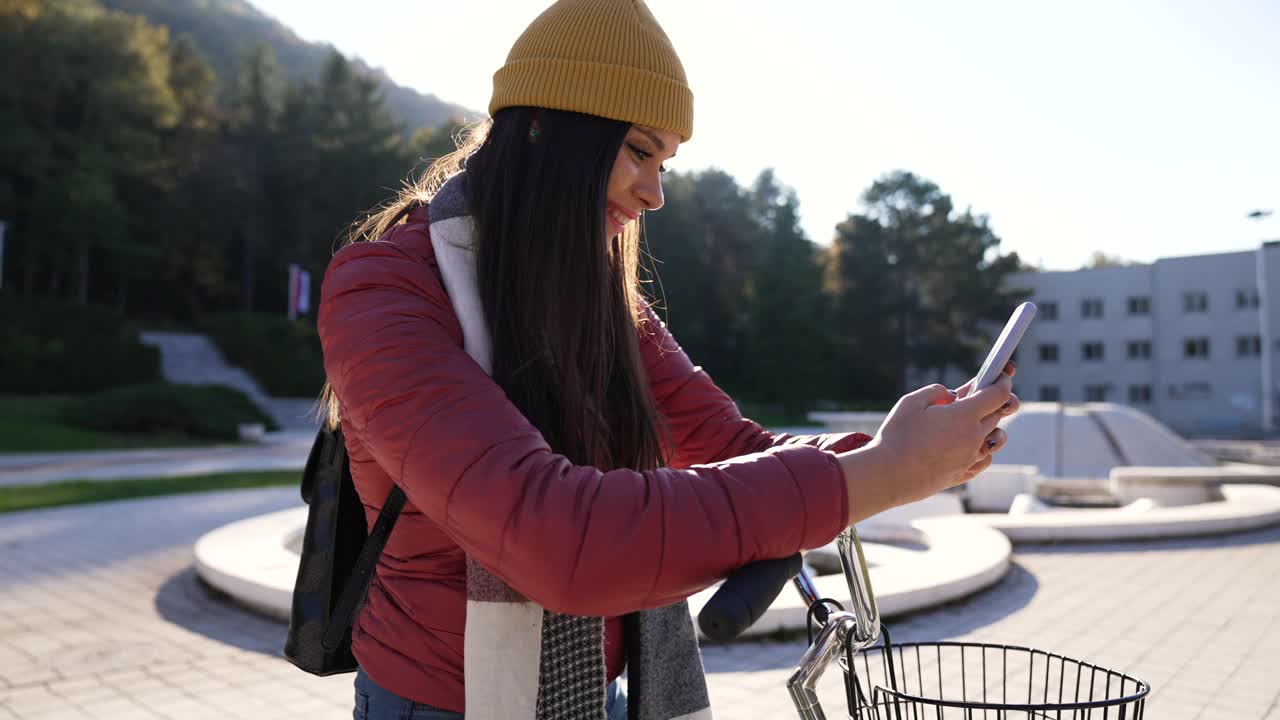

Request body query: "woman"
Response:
[317, 1, 1018, 718]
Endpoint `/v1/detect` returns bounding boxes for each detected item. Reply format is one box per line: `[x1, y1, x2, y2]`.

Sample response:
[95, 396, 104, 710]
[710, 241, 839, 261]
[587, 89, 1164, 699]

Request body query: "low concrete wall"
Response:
[1109, 466, 1280, 506]
[975, 484, 1280, 543]
[965, 465, 1041, 512]
[195, 498, 1011, 640]
[966, 464, 1280, 513]
[193, 506, 302, 622]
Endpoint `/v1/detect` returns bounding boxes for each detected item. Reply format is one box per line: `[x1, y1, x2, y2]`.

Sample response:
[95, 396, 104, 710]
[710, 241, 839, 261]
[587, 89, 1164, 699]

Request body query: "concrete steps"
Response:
[138, 331, 319, 433]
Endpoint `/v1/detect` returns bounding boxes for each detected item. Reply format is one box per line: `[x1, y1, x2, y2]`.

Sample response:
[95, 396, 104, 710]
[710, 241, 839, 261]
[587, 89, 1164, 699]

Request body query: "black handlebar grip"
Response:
[697, 553, 803, 643]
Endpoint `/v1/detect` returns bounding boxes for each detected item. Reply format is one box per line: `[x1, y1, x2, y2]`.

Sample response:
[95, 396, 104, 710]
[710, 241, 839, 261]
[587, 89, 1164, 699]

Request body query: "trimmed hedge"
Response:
[200, 313, 326, 397]
[0, 296, 162, 394]
[59, 383, 280, 441]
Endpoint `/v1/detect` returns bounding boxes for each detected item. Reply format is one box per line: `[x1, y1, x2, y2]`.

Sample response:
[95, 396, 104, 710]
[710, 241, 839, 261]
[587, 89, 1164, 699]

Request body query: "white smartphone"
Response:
[971, 302, 1037, 391]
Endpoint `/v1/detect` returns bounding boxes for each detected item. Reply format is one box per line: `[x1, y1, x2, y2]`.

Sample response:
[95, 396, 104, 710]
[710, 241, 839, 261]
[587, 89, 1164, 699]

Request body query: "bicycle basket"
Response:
[843, 635, 1151, 719]
[788, 528, 1151, 719]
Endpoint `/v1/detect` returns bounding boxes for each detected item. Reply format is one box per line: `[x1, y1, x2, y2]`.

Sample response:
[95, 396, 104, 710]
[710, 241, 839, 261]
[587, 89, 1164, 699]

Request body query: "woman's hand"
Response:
[948, 361, 1019, 483]
[836, 362, 1018, 524]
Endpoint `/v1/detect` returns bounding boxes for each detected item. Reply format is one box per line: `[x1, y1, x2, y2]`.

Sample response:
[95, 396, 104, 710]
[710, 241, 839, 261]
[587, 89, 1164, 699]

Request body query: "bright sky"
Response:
[250, 0, 1280, 270]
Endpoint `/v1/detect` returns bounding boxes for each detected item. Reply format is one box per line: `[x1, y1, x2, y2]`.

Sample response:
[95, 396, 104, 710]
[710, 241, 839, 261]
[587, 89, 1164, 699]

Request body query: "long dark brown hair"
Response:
[318, 108, 667, 472]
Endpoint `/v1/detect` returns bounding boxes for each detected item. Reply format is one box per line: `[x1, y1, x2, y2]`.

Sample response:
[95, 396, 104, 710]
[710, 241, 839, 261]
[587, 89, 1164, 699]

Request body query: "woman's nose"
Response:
[635, 173, 664, 212]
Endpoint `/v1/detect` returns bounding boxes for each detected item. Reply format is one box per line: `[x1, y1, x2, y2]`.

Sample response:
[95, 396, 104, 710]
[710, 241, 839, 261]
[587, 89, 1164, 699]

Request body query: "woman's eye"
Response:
[629, 143, 669, 174]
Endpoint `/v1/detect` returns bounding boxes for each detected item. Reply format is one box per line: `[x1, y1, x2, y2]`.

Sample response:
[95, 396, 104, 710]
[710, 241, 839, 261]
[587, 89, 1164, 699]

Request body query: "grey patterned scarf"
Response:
[427, 173, 713, 720]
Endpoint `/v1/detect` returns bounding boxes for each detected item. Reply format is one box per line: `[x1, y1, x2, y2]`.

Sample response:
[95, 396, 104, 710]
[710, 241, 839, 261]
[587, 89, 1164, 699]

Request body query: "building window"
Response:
[1183, 291, 1208, 313]
[1039, 301, 1058, 321]
[1085, 385, 1110, 402]
[1129, 384, 1152, 404]
[1039, 385, 1061, 402]
[1237, 335, 1262, 357]
[1127, 296, 1151, 315]
[1236, 288, 1260, 309]
[1183, 337, 1210, 358]
[1126, 340, 1151, 360]
[1082, 342, 1105, 361]
[1081, 298, 1104, 318]
[1038, 344, 1059, 363]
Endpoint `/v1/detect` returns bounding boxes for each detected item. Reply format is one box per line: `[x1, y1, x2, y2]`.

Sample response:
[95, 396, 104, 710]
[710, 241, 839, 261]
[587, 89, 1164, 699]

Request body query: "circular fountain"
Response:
[815, 402, 1280, 541]
[196, 402, 1279, 634]
[195, 492, 1013, 638]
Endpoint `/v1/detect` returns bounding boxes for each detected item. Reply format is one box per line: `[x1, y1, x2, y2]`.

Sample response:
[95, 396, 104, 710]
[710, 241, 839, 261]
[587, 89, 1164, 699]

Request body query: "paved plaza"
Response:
[0, 436, 315, 487]
[0, 488, 1278, 719]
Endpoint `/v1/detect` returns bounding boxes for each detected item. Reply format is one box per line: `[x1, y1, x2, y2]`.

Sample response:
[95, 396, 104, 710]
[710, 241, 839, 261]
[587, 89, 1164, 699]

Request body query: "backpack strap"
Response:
[322, 482, 406, 651]
[319, 426, 408, 652]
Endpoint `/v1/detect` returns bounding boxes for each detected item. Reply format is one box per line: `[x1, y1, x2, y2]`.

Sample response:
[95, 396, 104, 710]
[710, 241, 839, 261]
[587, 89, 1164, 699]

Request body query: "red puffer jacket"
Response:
[318, 205, 871, 712]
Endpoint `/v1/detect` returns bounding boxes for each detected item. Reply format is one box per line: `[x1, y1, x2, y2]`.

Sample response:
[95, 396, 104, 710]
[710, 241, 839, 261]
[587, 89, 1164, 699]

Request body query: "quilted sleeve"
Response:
[318, 235, 851, 617]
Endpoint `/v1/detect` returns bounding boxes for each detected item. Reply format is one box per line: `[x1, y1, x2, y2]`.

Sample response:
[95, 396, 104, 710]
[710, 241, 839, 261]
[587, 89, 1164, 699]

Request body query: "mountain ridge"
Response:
[100, 0, 482, 132]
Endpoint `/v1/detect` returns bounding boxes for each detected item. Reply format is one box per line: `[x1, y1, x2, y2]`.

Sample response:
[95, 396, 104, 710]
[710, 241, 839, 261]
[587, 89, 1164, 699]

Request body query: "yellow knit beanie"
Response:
[489, 0, 694, 141]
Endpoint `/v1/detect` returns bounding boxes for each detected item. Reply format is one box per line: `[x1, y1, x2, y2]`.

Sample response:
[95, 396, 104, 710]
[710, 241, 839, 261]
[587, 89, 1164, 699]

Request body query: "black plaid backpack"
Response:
[283, 424, 405, 675]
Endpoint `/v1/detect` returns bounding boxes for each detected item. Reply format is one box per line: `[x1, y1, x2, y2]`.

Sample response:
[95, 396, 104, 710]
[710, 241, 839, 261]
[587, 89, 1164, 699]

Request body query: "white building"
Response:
[997, 243, 1279, 437]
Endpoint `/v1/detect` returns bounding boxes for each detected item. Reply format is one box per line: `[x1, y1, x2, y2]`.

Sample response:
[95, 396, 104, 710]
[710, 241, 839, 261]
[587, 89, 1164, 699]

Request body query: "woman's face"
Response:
[605, 125, 680, 238]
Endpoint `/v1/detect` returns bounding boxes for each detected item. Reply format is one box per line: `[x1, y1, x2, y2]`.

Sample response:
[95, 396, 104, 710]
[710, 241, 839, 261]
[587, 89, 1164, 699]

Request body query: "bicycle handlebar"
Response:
[696, 553, 803, 643]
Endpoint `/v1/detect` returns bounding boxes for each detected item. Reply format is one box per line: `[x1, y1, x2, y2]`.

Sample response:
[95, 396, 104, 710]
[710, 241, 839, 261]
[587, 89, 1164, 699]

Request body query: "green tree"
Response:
[644, 169, 762, 392]
[308, 52, 405, 248]
[824, 212, 900, 405]
[119, 32, 224, 317]
[268, 51, 407, 314]
[0, 1, 455, 323]
[744, 169, 830, 417]
[640, 170, 700, 334]
[406, 118, 469, 168]
[827, 171, 1028, 398]
[1083, 251, 1136, 268]
[225, 42, 282, 312]
[0, 0, 179, 302]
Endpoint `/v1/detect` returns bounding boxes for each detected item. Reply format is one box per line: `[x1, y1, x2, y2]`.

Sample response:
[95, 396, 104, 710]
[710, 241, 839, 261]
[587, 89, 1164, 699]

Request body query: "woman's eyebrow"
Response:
[633, 128, 676, 158]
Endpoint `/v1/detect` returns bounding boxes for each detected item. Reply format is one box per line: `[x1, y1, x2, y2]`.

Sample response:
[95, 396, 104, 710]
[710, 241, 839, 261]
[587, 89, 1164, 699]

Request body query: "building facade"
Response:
[994, 243, 1279, 437]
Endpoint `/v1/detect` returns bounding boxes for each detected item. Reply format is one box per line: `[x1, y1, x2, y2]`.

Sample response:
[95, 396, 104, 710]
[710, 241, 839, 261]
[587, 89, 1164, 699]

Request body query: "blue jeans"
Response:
[353, 667, 628, 719]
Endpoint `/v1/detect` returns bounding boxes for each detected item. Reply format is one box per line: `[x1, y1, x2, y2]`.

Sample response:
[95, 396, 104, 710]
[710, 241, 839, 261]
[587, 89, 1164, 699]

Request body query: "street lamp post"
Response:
[1252, 209, 1275, 435]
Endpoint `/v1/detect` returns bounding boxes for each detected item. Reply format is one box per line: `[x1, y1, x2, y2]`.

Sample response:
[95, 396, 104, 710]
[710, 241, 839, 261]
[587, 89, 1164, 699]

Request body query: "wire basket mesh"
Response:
[840, 630, 1150, 719]
[785, 529, 1152, 719]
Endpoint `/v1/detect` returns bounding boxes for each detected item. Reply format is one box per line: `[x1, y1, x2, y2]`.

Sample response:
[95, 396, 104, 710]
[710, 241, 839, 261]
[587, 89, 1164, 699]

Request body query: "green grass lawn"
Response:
[0, 395, 236, 454]
[0, 470, 301, 514]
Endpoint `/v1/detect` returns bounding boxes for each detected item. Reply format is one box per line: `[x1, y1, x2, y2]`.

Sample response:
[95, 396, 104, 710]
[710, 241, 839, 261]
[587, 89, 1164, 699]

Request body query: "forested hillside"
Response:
[100, 0, 479, 132]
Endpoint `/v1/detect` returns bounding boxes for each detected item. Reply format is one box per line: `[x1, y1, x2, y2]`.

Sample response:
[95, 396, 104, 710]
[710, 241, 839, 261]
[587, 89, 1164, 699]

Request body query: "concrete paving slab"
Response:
[0, 436, 314, 487]
[0, 488, 1278, 718]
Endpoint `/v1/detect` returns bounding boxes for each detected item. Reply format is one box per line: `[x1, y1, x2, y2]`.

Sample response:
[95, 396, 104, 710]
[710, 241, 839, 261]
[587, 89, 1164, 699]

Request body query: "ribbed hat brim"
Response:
[490, 57, 694, 142]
